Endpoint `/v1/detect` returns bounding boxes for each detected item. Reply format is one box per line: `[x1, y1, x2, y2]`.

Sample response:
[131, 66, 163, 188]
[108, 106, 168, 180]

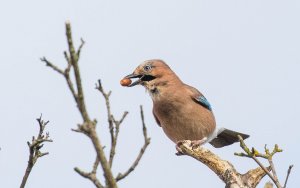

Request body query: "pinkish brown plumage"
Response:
[124, 59, 249, 150]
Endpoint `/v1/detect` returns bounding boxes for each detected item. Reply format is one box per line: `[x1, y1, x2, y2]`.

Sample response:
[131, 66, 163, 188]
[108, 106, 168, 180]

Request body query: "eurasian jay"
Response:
[123, 59, 249, 151]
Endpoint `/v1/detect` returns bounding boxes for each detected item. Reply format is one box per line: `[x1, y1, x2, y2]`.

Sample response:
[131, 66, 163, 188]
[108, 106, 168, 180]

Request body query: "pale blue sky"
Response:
[1, 1, 299, 187]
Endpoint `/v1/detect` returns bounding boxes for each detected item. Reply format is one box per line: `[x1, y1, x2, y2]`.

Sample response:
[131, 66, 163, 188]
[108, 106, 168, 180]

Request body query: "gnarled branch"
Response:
[177, 140, 269, 188]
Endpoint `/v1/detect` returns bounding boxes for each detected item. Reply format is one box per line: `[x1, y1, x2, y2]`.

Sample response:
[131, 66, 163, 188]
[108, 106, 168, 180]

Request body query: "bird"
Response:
[123, 59, 249, 152]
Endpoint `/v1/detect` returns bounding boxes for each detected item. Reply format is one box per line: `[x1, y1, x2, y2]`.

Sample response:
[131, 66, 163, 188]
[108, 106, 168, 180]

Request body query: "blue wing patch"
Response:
[196, 96, 212, 111]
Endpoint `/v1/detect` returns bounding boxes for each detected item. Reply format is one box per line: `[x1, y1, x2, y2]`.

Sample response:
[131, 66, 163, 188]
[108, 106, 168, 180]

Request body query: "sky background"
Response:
[1, 0, 299, 187]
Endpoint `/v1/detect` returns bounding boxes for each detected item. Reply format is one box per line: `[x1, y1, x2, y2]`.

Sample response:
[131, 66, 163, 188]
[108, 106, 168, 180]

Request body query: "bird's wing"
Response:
[152, 109, 161, 127]
[195, 95, 212, 111]
[185, 85, 212, 111]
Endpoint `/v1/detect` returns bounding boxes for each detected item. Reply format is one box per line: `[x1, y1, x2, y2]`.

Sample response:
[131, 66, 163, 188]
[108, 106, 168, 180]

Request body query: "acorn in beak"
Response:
[124, 73, 156, 87]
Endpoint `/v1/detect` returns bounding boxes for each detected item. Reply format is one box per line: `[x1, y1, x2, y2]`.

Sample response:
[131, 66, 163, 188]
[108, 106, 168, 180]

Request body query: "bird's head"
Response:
[124, 59, 178, 89]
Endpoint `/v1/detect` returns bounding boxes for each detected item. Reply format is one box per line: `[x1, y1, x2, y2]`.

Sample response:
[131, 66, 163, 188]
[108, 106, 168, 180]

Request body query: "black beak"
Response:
[124, 73, 143, 87]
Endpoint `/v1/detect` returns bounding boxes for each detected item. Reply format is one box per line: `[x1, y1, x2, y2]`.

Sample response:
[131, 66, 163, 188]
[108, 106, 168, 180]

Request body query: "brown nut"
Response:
[120, 78, 132, 86]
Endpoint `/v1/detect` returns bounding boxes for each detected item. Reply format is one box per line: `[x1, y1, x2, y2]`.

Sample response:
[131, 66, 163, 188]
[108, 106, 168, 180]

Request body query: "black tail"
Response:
[209, 128, 249, 148]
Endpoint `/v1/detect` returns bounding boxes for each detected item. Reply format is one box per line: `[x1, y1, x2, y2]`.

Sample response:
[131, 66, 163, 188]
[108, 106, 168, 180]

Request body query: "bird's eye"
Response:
[144, 65, 152, 72]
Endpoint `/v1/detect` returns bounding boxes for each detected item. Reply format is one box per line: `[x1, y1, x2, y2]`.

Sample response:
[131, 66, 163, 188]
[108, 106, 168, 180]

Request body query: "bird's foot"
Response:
[175, 140, 187, 156]
[175, 137, 208, 156]
[190, 137, 208, 149]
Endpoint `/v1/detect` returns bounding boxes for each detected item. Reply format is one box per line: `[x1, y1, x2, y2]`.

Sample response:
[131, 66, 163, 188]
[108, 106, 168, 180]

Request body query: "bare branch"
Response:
[63, 22, 117, 188]
[109, 111, 129, 167]
[283, 165, 293, 188]
[235, 136, 276, 183]
[20, 115, 53, 188]
[235, 135, 291, 188]
[77, 38, 85, 58]
[43, 22, 117, 188]
[139, 105, 149, 143]
[42, 21, 152, 188]
[95, 80, 113, 129]
[116, 106, 150, 182]
[252, 155, 278, 186]
[62, 50, 78, 102]
[88, 128, 118, 187]
[41, 57, 64, 75]
[95, 80, 131, 168]
[74, 167, 104, 188]
[74, 156, 102, 188]
[92, 156, 100, 174]
[268, 157, 278, 183]
[63, 51, 71, 64]
[65, 21, 90, 122]
[64, 72, 78, 103]
[41, 53, 78, 103]
[95, 80, 115, 166]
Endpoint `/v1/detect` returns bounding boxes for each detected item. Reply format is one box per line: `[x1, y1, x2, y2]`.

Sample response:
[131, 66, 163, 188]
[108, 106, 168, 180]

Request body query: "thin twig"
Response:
[116, 106, 150, 182]
[20, 115, 52, 188]
[41, 57, 64, 75]
[139, 105, 148, 142]
[77, 38, 85, 58]
[74, 155, 102, 188]
[92, 156, 100, 174]
[95, 80, 113, 131]
[235, 135, 288, 188]
[283, 165, 293, 188]
[251, 155, 277, 184]
[268, 157, 279, 182]
[65, 22, 90, 122]
[64, 72, 78, 103]
[96, 80, 130, 168]
[109, 112, 128, 167]
[74, 167, 104, 188]
[235, 136, 278, 185]
[41, 55, 78, 103]
[265, 144, 282, 184]
[63, 51, 71, 64]
[62, 51, 78, 102]
[95, 80, 115, 167]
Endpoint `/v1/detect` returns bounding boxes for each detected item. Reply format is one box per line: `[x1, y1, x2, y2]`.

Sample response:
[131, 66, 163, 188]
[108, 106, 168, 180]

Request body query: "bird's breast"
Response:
[153, 97, 216, 143]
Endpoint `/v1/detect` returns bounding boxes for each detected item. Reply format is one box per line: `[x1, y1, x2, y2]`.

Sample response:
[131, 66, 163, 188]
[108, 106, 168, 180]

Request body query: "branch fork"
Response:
[234, 135, 293, 188]
[20, 115, 53, 188]
[42, 21, 150, 188]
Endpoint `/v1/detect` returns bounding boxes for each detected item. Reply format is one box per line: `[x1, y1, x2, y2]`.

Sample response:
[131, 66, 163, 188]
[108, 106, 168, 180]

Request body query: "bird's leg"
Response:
[190, 137, 208, 149]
